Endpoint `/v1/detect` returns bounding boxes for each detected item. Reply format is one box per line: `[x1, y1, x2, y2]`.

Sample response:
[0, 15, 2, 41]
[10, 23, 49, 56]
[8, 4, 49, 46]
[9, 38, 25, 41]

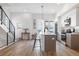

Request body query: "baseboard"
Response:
[0, 39, 20, 50]
[0, 42, 14, 50]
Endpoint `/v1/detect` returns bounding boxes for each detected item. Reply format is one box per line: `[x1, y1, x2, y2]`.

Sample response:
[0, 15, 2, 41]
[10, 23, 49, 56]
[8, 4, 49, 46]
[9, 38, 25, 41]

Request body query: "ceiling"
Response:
[0, 3, 65, 14]
[0, 3, 77, 29]
[0, 3, 66, 29]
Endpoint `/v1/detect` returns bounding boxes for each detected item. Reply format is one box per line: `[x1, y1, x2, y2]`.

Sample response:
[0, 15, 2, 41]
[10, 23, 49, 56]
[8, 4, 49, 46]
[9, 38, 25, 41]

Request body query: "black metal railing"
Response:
[0, 6, 15, 45]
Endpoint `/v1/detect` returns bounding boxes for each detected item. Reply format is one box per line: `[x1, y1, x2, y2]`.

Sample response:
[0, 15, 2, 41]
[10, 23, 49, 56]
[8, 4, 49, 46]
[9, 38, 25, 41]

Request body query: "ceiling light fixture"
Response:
[41, 5, 44, 20]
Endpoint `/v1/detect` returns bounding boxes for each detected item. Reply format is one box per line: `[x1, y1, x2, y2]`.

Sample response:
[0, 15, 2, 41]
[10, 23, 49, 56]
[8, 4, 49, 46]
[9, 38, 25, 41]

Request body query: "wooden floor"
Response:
[0, 40, 79, 56]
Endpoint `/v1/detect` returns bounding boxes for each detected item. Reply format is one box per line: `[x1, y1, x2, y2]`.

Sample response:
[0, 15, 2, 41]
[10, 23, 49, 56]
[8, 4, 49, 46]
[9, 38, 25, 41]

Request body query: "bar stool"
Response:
[32, 33, 41, 50]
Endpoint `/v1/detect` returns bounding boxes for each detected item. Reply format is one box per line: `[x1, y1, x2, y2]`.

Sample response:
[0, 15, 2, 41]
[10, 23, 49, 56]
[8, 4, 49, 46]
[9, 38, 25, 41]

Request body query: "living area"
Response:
[0, 3, 79, 56]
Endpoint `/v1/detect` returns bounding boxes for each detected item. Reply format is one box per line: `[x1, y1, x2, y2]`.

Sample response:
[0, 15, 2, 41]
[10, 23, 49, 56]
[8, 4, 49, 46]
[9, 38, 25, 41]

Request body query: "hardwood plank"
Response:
[0, 40, 79, 56]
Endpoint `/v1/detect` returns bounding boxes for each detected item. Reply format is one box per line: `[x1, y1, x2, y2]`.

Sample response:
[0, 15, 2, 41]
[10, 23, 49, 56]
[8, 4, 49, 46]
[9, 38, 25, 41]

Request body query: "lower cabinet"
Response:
[66, 33, 79, 49]
[40, 34, 56, 52]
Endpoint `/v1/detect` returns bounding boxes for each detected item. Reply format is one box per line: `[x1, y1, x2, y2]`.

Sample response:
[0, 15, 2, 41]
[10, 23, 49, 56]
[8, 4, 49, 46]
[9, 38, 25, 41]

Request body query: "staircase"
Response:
[0, 6, 15, 48]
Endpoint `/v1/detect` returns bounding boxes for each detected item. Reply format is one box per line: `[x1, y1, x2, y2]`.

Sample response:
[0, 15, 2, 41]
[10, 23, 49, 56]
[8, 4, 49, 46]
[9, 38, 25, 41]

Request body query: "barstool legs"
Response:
[33, 38, 36, 50]
[33, 39, 41, 50]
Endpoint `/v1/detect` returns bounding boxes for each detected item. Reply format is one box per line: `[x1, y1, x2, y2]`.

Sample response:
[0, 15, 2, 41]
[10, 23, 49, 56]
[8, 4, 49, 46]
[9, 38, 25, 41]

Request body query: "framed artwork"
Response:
[0, 9, 1, 20]
[33, 19, 36, 29]
[64, 17, 71, 26]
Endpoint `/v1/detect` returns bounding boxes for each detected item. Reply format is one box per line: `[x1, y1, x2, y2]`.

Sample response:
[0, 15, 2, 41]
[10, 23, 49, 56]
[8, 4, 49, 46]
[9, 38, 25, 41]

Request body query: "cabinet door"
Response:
[40, 35, 45, 51]
[45, 35, 56, 52]
[22, 33, 30, 40]
[23, 34, 28, 39]
[66, 34, 71, 47]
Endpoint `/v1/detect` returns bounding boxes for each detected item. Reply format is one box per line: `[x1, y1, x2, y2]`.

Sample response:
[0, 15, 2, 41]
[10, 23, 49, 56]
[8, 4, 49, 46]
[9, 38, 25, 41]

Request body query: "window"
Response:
[44, 21, 55, 33]
[0, 8, 1, 21]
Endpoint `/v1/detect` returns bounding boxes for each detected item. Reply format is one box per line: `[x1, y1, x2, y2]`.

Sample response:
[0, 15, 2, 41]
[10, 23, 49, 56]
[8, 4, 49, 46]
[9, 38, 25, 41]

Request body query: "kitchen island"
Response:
[40, 32, 56, 52]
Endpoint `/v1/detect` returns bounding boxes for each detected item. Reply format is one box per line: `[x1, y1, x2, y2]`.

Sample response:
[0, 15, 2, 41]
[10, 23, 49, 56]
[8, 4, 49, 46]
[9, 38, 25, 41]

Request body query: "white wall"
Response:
[61, 8, 76, 27]
[11, 13, 34, 40]
[76, 7, 79, 26]
[57, 3, 78, 17]
[57, 16, 62, 41]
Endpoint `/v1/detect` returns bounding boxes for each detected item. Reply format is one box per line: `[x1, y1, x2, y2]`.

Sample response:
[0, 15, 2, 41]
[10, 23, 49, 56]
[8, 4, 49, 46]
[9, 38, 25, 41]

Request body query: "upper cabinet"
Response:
[76, 7, 79, 26]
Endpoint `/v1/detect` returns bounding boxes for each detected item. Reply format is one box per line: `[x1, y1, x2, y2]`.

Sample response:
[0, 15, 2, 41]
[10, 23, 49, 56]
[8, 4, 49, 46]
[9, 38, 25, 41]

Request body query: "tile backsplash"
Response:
[75, 26, 79, 32]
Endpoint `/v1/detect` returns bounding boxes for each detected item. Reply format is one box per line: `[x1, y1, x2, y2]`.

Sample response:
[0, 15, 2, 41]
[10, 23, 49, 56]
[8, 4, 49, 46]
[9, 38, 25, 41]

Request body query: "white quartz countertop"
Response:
[40, 32, 56, 35]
